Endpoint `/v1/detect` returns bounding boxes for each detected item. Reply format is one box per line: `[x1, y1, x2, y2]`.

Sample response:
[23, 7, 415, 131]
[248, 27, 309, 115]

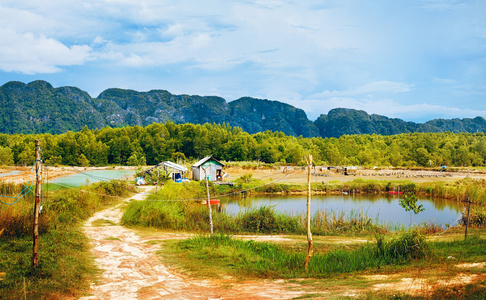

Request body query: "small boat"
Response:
[203, 199, 220, 205]
[388, 191, 403, 195]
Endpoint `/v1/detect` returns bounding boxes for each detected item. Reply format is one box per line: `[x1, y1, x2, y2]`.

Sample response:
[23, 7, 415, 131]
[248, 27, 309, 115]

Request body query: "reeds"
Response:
[122, 197, 384, 235]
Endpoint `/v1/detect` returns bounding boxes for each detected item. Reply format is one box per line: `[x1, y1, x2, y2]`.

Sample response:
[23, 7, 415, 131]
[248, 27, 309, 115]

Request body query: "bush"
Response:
[239, 206, 301, 234]
[374, 229, 430, 262]
[0, 204, 52, 237]
[461, 209, 486, 228]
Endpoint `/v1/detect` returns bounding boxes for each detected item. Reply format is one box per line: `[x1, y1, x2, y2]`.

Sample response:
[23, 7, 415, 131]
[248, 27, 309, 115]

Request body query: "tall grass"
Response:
[310, 209, 382, 235]
[176, 229, 430, 278]
[0, 180, 135, 299]
[122, 197, 383, 235]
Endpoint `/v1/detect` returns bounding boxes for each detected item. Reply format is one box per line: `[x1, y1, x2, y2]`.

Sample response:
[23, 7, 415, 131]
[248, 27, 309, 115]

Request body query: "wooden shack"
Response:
[191, 156, 225, 181]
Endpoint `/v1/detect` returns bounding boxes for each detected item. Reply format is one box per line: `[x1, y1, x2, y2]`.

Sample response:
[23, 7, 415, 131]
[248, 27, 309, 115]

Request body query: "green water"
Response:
[45, 170, 136, 190]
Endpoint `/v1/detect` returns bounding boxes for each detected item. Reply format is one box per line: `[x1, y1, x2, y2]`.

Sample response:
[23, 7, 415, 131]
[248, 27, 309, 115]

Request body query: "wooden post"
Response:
[203, 167, 214, 235]
[32, 140, 41, 267]
[304, 154, 313, 271]
[465, 198, 471, 239]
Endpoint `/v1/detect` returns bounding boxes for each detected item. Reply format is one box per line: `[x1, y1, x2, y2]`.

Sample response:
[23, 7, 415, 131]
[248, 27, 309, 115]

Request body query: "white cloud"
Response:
[312, 81, 413, 98]
[0, 0, 484, 124]
[298, 96, 486, 122]
[0, 28, 92, 74]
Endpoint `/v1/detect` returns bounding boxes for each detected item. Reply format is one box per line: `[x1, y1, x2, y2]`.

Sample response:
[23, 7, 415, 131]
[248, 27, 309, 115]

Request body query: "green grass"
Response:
[167, 229, 430, 279]
[91, 219, 117, 226]
[0, 180, 135, 299]
[157, 231, 486, 299]
[0, 226, 97, 299]
[431, 234, 486, 262]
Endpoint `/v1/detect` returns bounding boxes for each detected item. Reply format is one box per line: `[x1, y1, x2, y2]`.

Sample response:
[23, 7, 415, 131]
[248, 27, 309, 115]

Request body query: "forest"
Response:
[1, 122, 486, 168]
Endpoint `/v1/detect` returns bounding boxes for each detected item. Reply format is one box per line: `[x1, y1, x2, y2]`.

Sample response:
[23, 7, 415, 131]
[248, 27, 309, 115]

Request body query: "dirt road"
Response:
[79, 186, 304, 300]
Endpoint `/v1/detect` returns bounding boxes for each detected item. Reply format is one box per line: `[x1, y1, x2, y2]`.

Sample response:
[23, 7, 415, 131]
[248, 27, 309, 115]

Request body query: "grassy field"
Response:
[2, 171, 486, 299]
[0, 180, 135, 299]
[155, 229, 486, 299]
[121, 176, 486, 298]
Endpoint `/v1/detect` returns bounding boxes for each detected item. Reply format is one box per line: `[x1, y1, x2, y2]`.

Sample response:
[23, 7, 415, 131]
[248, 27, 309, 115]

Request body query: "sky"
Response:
[0, 0, 485, 122]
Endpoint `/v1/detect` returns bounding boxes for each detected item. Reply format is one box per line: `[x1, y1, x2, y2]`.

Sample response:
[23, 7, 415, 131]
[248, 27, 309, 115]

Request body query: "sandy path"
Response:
[79, 186, 303, 300]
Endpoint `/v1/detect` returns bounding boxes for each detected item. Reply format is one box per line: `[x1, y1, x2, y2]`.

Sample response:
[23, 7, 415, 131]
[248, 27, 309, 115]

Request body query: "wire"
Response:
[434, 206, 467, 237]
[49, 182, 125, 199]
[143, 170, 298, 202]
[68, 166, 134, 183]
[0, 163, 36, 205]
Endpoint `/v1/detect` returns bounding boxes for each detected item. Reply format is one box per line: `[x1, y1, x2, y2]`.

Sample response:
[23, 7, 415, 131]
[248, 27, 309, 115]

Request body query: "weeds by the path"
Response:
[0, 180, 135, 299]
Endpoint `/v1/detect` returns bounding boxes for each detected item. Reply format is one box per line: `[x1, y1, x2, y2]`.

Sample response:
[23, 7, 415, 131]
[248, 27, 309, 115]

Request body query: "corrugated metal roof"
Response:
[161, 161, 188, 172]
[192, 156, 224, 167]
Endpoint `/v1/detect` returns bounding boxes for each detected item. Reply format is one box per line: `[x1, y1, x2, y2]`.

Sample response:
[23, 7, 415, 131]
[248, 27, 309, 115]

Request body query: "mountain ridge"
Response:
[1, 80, 485, 137]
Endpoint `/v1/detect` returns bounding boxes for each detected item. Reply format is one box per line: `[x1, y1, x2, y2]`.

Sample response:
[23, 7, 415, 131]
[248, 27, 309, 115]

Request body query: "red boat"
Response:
[388, 191, 403, 195]
[204, 199, 220, 205]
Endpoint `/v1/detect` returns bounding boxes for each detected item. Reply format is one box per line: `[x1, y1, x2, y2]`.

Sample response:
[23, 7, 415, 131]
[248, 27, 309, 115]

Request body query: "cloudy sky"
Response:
[0, 0, 485, 122]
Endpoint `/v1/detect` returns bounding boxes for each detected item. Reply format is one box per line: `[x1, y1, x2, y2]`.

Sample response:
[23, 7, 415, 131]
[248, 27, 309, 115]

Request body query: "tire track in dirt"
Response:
[79, 186, 303, 300]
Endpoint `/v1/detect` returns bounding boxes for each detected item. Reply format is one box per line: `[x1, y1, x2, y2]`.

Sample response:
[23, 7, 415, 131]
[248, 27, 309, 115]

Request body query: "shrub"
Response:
[239, 206, 278, 233]
[374, 229, 430, 262]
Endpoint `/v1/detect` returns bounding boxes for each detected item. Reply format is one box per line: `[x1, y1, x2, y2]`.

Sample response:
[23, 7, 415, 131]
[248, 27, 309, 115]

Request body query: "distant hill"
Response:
[1, 80, 485, 137]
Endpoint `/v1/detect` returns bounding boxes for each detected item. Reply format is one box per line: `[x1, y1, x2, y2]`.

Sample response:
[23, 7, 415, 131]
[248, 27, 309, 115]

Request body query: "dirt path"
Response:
[79, 186, 304, 300]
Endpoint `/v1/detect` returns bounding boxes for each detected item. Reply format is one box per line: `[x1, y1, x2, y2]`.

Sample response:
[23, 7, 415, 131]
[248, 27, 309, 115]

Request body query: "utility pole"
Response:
[32, 139, 41, 267]
[304, 154, 313, 271]
[465, 198, 471, 239]
[203, 167, 214, 235]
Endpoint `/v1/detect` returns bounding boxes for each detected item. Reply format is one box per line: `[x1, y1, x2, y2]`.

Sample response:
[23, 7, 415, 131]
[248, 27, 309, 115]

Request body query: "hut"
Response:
[344, 166, 358, 175]
[142, 161, 188, 182]
[191, 156, 225, 181]
[160, 161, 188, 182]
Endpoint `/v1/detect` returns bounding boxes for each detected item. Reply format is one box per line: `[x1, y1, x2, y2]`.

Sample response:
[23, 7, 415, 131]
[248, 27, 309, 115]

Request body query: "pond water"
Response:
[0, 170, 22, 178]
[48, 170, 136, 187]
[219, 194, 464, 228]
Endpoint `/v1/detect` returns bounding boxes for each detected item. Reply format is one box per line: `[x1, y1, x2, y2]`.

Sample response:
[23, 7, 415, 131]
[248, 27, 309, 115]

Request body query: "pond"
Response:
[219, 194, 465, 229]
[47, 169, 136, 188]
[0, 170, 22, 178]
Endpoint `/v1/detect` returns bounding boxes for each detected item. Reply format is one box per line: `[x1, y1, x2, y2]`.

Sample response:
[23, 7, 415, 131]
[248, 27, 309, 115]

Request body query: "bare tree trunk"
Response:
[32, 140, 41, 267]
[203, 168, 214, 235]
[304, 154, 313, 271]
[465, 198, 471, 239]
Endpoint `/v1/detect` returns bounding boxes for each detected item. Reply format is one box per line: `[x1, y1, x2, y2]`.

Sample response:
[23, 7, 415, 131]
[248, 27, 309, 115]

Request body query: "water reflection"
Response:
[219, 194, 464, 228]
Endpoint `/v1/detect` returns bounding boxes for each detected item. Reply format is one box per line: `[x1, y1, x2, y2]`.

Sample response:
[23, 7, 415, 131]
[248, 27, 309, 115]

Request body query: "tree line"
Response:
[1, 122, 486, 167]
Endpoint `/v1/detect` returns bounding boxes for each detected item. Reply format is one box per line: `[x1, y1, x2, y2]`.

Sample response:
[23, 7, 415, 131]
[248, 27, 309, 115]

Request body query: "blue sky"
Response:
[0, 0, 484, 122]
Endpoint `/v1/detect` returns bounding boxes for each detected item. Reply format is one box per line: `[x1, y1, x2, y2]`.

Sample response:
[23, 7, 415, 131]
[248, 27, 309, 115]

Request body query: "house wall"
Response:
[192, 161, 223, 181]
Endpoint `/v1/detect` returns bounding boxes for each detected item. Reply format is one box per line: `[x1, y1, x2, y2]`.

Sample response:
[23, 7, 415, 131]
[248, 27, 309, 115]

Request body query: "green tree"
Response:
[127, 153, 139, 166]
[77, 154, 90, 167]
[138, 156, 147, 166]
[399, 193, 425, 226]
[45, 155, 63, 166]
[0, 146, 14, 165]
[414, 147, 430, 167]
[17, 143, 35, 165]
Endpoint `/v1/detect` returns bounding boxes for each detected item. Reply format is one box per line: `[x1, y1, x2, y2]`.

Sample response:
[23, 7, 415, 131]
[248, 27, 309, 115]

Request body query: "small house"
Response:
[142, 161, 188, 182]
[344, 166, 358, 175]
[191, 156, 225, 181]
[160, 161, 188, 182]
